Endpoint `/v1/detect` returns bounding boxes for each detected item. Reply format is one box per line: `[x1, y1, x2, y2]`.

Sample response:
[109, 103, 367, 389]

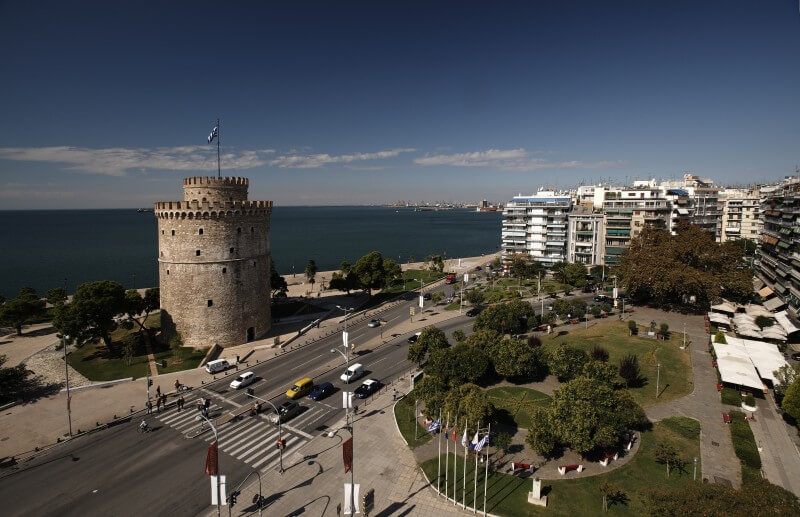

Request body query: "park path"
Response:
[637, 308, 741, 488]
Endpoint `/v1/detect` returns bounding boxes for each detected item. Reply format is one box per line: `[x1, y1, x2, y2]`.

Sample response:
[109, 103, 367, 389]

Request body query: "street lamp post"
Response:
[333, 304, 356, 515]
[693, 456, 698, 481]
[197, 413, 221, 517]
[245, 394, 284, 474]
[229, 470, 263, 517]
[62, 334, 72, 437]
[656, 363, 661, 398]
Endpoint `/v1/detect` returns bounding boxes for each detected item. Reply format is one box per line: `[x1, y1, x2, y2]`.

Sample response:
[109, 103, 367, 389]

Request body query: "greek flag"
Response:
[474, 434, 489, 452]
[427, 418, 440, 433]
[207, 125, 218, 144]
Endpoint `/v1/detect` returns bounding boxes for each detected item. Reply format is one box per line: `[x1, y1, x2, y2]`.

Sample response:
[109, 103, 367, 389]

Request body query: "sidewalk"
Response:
[748, 395, 800, 495]
[216, 384, 466, 517]
[637, 307, 741, 488]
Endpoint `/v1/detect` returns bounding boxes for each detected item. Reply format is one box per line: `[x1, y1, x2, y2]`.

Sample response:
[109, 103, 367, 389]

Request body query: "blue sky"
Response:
[1, 1, 799, 208]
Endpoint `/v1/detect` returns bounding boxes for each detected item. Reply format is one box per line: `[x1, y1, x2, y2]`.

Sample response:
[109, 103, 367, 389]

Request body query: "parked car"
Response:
[407, 332, 422, 343]
[594, 295, 611, 302]
[309, 382, 335, 401]
[466, 307, 483, 317]
[423, 293, 432, 300]
[229, 371, 255, 389]
[354, 379, 380, 398]
[268, 401, 300, 424]
[367, 319, 381, 328]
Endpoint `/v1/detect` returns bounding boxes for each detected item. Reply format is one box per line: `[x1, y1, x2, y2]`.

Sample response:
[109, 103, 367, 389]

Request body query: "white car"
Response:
[230, 371, 255, 389]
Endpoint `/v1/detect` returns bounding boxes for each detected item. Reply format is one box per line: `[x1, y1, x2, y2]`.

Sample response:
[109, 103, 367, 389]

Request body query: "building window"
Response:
[230, 247, 234, 253]
[237, 227, 242, 234]
[199, 228, 204, 235]
[253, 261, 256, 267]
[222, 267, 227, 274]
[196, 250, 201, 256]
[161, 230, 164, 235]
[167, 269, 169, 275]
[207, 299, 213, 307]
[251, 226, 254, 233]
[171, 229, 175, 236]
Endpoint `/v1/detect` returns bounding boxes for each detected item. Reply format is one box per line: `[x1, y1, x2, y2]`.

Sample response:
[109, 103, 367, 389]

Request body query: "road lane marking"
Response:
[290, 354, 324, 371]
[282, 423, 314, 440]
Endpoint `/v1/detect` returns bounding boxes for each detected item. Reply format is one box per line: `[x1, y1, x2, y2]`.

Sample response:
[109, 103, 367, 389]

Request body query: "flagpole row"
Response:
[474, 420, 479, 513]
[445, 412, 449, 500]
[483, 422, 490, 517]
[437, 408, 442, 495]
[462, 418, 467, 509]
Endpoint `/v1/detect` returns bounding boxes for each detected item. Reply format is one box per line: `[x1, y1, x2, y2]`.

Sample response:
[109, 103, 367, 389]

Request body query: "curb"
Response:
[60, 377, 134, 393]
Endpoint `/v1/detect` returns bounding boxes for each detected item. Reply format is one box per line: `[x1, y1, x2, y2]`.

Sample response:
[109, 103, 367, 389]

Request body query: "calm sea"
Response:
[0, 207, 501, 298]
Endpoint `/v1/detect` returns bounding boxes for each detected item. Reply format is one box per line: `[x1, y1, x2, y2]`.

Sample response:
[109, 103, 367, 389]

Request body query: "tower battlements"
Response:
[183, 176, 249, 187]
[182, 176, 249, 203]
[154, 199, 272, 215]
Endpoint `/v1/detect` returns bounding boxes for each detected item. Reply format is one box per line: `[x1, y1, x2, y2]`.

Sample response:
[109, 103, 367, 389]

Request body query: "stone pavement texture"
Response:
[637, 307, 742, 488]
[211, 386, 467, 517]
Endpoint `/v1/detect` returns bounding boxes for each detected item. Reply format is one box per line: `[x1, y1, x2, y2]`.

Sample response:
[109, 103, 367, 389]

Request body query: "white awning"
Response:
[707, 312, 731, 327]
[677, 208, 690, 215]
[763, 297, 786, 312]
[725, 337, 789, 384]
[712, 302, 737, 315]
[713, 342, 764, 390]
[761, 327, 787, 341]
[775, 310, 800, 335]
[753, 277, 765, 291]
[745, 304, 773, 318]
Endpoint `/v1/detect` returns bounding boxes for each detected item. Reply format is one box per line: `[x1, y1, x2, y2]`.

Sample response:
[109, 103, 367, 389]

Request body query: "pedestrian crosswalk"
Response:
[155, 395, 332, 471]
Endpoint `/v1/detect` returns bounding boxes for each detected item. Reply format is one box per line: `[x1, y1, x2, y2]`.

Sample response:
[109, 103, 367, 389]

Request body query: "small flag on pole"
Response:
[451, 425, 457, 442]
[342, 437, 353, 473]
[469, 430, 479, 450]
[428, 418, 440, 433]
[474, 434, 489, 452]
[207, 125, 218, 144]
[205, 441, 219, 476]
[461, 427, 468, 448]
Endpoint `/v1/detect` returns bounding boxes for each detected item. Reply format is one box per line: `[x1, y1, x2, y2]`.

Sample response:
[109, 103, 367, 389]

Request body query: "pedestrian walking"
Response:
[156, 385, 161, 397]
[161, 394, 168, 409]
[204, 398, 211, 410]
[178, 396, 184, 411]
[146, 400, 153, 414]
[156, 397, 162, 412]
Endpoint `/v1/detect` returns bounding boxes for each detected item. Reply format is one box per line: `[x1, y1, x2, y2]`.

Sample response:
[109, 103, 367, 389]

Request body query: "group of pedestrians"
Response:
[144, 380, 192, 415]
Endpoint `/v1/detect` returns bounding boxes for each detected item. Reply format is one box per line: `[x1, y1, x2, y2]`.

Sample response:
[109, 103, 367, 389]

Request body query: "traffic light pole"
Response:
[228, 470, 263, 517]
[197, 413, 221, 517]
[246, 393, 284, 474]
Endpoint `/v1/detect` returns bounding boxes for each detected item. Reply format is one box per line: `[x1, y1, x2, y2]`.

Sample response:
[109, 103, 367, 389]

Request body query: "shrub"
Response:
[627, 320, 638, 335]
[589, 345, 609, 362]
[714, 331, 727, 344]
[729, 410, 761, 471]
[744, 393, 755, 407]
[619, 354, 642, 387]
[755, 315, 774, 330]
[659, 323, 670, 339]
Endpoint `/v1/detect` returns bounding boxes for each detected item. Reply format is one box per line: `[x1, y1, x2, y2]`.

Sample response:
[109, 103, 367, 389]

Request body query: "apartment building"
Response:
[567, 205, 605, 265]
[600, 184, 670, 265]
[720, 188, 760, 242]
[757, 176, 800, 317]
[501, 191, 572, 265]
[661, 173, 722, 241]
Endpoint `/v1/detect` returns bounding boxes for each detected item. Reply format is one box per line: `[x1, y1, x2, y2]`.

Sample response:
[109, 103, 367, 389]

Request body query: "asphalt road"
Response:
[0, 267, 598, 517]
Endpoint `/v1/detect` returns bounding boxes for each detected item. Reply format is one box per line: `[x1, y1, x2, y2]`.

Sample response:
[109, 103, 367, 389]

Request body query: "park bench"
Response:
[568, 319, 580, 325]
[507, 462, 535, 474]
[557, 464, 583, 475]
[599, 452, 619, 467]
[723, 412, 732, 424]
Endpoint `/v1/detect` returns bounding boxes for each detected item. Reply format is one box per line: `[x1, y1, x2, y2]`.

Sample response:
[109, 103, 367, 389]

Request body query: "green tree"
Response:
[407, 326, 449, 366]
[659, 322, 670, 339]
[464, 289, 485, 306]
[0, 354, 35, 403]
[0, 288, 45, 335]
[329, 260, 361, 294]
[755, 315, 774, 329]
[382, 258, 402, 286]
[473, 300, 534, 335]
[426, 344, 490, 386]
[547, 344, 589, 382]
[590, 265, 608, 284]
[425, 254, 445, 273]
[550, 377, 646, 454]
[443, 383, 493, 430]
[582, 360, 621, 387]
[618, 354, 642, 387]
[45, 288, 68, 307]
[352, 251, 398, 296]
[564, 262, 589, 287]
[493, 337, 547, 380]
[412, 374, 448, 417]
[464, 329, 502, 352]
[269, 258, 289, 296]
[451, 329, 465, 342]
[525, 406, 559, 457]
[123, 288, 160, 337]
[304, 259, 318, 291]
[781, 376, 800, 421]
[627, 320, 637, 335]
[773, 364, 798, 399]
[598, 482, 625, 513]
[53, 280, 126, 347]
[654, 442, 681, 478]
[493, 432, 513, 457]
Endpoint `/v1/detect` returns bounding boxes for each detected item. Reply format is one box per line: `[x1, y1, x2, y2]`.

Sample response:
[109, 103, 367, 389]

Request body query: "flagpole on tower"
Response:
[216, 118, 221, 177]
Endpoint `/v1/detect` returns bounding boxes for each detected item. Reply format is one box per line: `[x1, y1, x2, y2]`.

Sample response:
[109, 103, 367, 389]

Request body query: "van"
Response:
[286, 377, 314, 399]
[205, 359, 230, 374]
[340, 363, 364, 383]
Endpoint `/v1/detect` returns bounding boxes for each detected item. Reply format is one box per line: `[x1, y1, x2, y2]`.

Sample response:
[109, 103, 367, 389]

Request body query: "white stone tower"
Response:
[154, 176, 272, 348]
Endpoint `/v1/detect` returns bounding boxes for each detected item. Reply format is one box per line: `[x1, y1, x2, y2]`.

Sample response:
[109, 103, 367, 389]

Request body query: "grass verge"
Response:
[721, 387, 741, 406]
[539, 320, 692, 408]
[728, 410, 762, 484]
[394, 396, 433, 448]
[420, 417, 701, 516]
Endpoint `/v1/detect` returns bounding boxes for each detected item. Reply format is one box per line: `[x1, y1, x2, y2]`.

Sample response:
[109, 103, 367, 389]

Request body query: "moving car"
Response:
[594, 295, 611, 303]
[423, 293, 432, 300]
[465, 307, 483, 317]
[268, 401, 300, 424]
[354, 379, 380, 398]
[205, 359, 230, 374]
[367, 319, 381, 328]
[285, 377, 313, 399]
[407, 332, 422, 343]
[340, 363, 365, 383]
[229, 371, 255, 389]
[309, 382, 334, 401]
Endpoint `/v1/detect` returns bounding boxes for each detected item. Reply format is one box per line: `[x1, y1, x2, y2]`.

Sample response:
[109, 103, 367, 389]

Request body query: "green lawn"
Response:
[721, 387, 741, 406]
[487, 386, 551, 429]
[539, 321, 692, 408]
[68, 314, 205, 381]
[394, 396, 433, 447]
[359, 269, 446, 310]
[728, 410, 762, 484]
[421, 417, 701, 516]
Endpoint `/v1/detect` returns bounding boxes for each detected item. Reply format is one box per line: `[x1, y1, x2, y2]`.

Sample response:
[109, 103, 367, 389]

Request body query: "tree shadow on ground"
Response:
[18, 326, 57, 338]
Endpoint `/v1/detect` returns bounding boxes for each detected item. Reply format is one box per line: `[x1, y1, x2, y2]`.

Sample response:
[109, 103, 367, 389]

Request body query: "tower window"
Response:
[167, 269, 170, 275]
[251, 226, 254, 233]
[222, 267, 227, 274]
[230, 247, 234, 253]
[237, 227, 242, 234]
[199, 228, 204, 235]
[253, 261, 256, 267]
[161, 230, 164, 235]
[171, 229, 175, 236]
[196, 250, 201, 256]
[207, 299, 213, 307]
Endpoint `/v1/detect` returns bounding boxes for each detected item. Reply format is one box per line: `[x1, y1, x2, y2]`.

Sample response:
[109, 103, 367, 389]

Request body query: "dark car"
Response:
[354, 379, 380, 399]
[423, 293, 432, 301]
[268, 401, 300, 424]
[594, 295, 611, 302]
[791, 352, 800, 362]
[466, 306, 483, 317]
[308, 382, 334, 401]
[407, 332, 421, 343]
